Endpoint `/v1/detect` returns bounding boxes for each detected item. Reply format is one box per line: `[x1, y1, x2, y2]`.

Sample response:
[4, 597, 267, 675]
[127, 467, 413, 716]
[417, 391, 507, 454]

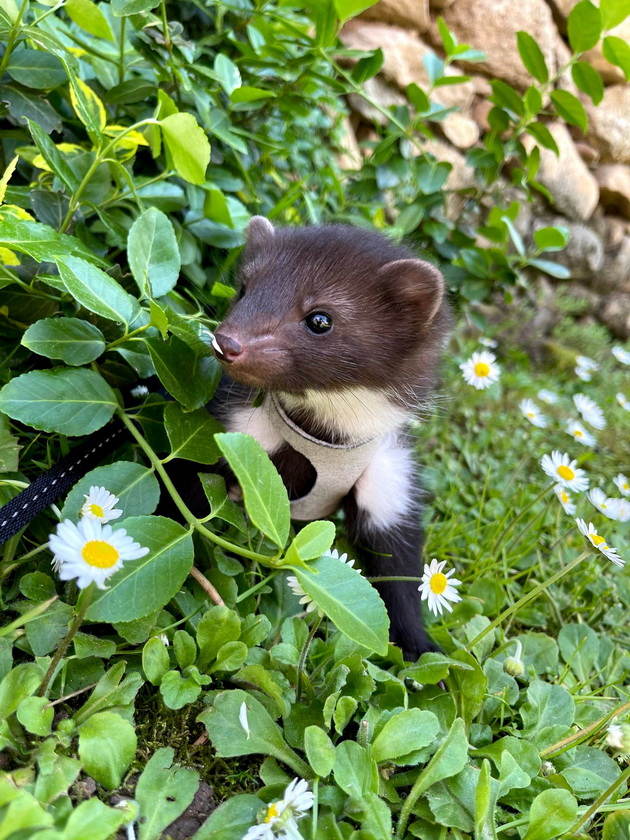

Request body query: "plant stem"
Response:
[38, 584, 94, 697]
[464, 550, 592, 653]
[569, 765, 630, 835]
[0, 0, 29, 78]
[117, 410, 280, 565]
[540, 699, 630, 759]
[296, 615, 322, 703]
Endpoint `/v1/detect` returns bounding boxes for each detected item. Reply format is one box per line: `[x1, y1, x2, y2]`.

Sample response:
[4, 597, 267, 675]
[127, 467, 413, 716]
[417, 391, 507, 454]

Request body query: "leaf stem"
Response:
[38, 584, 94, 698]
[296, 614, 322, 703]
[464, 550, 592, 653]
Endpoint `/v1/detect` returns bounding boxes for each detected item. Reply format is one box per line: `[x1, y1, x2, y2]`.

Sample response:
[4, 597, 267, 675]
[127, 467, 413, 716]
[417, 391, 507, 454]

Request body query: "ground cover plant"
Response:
[0, 0, 629, 837]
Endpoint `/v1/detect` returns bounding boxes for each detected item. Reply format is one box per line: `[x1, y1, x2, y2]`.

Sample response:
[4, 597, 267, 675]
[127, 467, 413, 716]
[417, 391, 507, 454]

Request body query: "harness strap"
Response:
[0, 419, 127, 547]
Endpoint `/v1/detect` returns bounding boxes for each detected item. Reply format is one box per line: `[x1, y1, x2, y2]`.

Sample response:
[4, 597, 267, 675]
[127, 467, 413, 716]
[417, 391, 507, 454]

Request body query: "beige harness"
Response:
[263, 394, 383, 520]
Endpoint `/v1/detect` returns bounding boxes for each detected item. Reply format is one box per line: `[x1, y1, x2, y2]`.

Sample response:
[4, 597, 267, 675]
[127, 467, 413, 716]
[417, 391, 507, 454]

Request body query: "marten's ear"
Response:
[246, 216, 275, 249]
[379, 259, 444, 322]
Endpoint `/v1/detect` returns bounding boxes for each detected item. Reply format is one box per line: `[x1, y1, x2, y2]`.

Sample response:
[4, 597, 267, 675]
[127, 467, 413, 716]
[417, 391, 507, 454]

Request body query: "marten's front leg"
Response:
[344, 437, 438, 661]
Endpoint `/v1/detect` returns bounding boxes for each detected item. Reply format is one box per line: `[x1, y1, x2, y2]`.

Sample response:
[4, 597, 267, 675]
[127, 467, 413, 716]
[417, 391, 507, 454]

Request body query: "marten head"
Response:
[212, 217, 449, 402]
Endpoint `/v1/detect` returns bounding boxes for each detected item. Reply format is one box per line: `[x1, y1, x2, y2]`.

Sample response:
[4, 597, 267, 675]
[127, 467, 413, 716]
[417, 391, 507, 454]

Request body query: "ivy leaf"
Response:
[215, 432, 290, 549]
[85, 516, 194, 623]
[516, 31, 548, 83]
[127, 207, 181, 298]
[0, 368, 118, 436]
[21, 317, 105, 366]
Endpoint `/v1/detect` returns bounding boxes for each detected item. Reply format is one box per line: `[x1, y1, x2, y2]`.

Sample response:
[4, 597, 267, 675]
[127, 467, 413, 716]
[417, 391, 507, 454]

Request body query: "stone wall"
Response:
[339, 0, 630, 339]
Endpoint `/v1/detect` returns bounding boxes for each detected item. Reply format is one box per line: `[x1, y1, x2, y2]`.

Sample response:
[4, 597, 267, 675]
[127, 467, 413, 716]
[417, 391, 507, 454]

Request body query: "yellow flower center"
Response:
[89, 503, 104, 518]
[430, 572, 448, 594]
[574, 430, 583, 437]
[590, 534, 606, 548]
[561, 492, 569, 503]
[624, 482, 629, 491]
[557, 465, 575, 481]
[527, 412, 535, 418]
[265, 803, 280, 824]
[474, 362, 490, 377]
[81, 540, 119, 568]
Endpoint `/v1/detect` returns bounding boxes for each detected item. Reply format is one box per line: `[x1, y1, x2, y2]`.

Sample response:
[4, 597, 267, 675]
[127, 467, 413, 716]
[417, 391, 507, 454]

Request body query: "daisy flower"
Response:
[612, 345, 630, 365]
[554, 484, 576, 515]
[286, 549, 358, 615]
[479, 337, 498, 348]
[459, 351, 501, 390]
[80, 486, 123, 523]
[607, 723, 630, 752]
[537, 389, 559, 405]
[565, 419, 596, 447]
[576, 355, 599, 372]
[587, 488, 618, 520]
[418, 558, 462, 616]
[49, 518, 149, 590]
[575, 365, 592, 382]
[614, 474, 630, 496]
[130, 384, 149, 398]
[573, 394, 606, 429]
[617, 393, 630, 411]
[243, 778, 313, 840]
[519, 399, 547, 428]
[575, 519, 624, 567]
[612, 498, 630, 523]
[541, 451, 589, 492]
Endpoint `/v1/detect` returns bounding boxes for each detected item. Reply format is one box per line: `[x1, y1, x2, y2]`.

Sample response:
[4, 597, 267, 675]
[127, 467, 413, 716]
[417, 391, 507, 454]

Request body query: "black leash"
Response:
[0, 419, 128, 547]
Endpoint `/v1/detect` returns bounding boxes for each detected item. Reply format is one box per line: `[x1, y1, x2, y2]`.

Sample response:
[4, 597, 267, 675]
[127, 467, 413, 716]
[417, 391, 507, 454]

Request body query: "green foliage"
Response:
[0, 1, 629, 838]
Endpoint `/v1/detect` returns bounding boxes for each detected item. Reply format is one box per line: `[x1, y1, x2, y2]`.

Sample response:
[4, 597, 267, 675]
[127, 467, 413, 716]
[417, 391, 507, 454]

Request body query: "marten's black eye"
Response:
[304, 312, 333, 334]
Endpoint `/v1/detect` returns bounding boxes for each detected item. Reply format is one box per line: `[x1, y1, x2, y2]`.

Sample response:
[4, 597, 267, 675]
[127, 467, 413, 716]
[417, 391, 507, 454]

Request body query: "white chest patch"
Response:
[354, 435, 416, 531]
[226, 405, 284, 454]
[279, 386, 410, 443]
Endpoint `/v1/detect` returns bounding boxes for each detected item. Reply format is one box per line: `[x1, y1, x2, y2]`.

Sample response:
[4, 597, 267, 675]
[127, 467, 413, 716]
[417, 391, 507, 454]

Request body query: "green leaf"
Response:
[111, 0, 159, 13]
[142, 637, 170, 686]
[204, 188, 233, 226]
[529, 258, 571, 278]
[174, 630, 196, 670]
[600, 0, 630, 29]
[196, 606, 241, 671]
[159, 670, 203, 709]
[198, 689, 311, 777]
[602, 35, 630, 81]
[406, 718, 469, 801]
[85, 516, 194, 622]
[56, 255, 141, 328]
[215, 432, 290, 548]
[159, 113, 210, 185]
[145, 335, 221, 411]
[0, 218, 98, 263]
[191, 795, 263, 840]
[400, 652, 475, 685]
[351, 49, 384, 84]
[333, 741, 378, 797]
[360, 793, 393, 837]
[198, 474, 247, 532]
[559, 746, 620, 797]
[16, 696, 53, 736]
[73, 632, 116, 660]
[567, 0, 602, 52]
[78, 711, 137, 789]
[22, 318, 105, 365]
[127, 207, 181, 298]
[0, 426, 20, 472]
[334, 0, 379, 22]
[135, 748, 200, 840]
[6, 49, 67, 90]
[304, 726, 335, 778]
[0, 368, 117, 436]
[372, 709, 439, 764]
[61, 461, 160, 522]
[164, 403, 222, 464]
[602, 811, 630, 840]
[214, 54, 241, 95]
[490, 80, 524, 116]
[284, 521, 335, 566]
[527, 121, 560, 155]
[64, 798, 130, 840]
[533, 226, 570, 251]
[74, 661, 143, 726]
[0, 83, 62, 133]
[294, 554, 389, 656]
[516, 31, 548, 83]
[550, 90, 588, 133]
[522, 789, 578, 840]
[571, 60, 604, 104]
[65, 0, 114, 40]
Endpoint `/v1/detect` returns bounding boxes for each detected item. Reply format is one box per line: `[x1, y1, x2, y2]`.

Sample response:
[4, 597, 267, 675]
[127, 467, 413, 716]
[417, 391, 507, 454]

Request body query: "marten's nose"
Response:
[212, 332, 243, 362]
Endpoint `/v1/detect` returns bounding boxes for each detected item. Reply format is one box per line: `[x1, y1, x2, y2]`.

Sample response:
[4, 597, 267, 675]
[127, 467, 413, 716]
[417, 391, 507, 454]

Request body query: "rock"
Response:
[587, 85, 630, 163]
[347, 76, 407, 125]
[441, 112, 480, 148]
[596, 165, 630, 219]
[360, 0, 430, 32]
[599, 292, 630, 338]
[575, 142, 599, 165]
[340, 21, 475, 111]
[531, 217, 604, 280]
[428, 0, 562, 90]
[524, 122, 599, 221]
[337, 115, 362, 170]
[430, 0, 457, 8]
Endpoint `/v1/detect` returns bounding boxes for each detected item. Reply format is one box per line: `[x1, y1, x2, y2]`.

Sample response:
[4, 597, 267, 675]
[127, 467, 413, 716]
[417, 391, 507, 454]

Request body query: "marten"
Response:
[173, 217, 451, 660]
